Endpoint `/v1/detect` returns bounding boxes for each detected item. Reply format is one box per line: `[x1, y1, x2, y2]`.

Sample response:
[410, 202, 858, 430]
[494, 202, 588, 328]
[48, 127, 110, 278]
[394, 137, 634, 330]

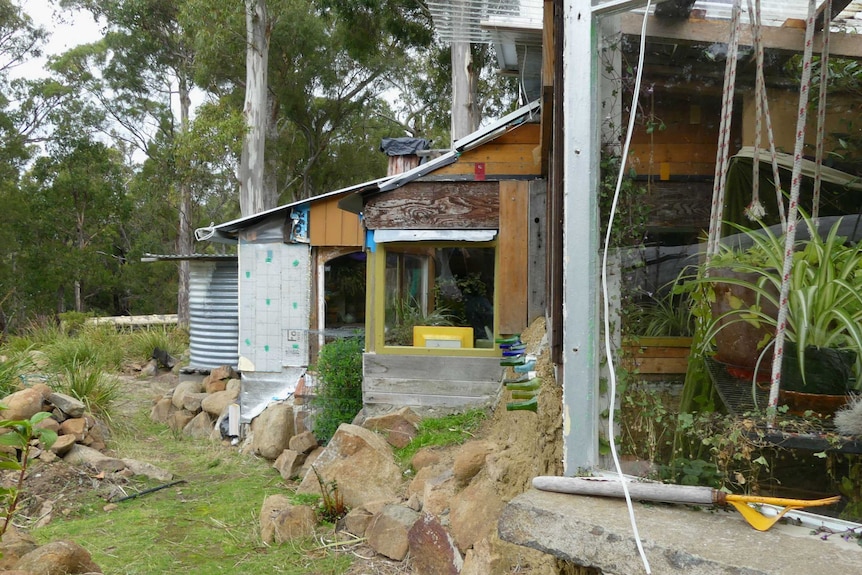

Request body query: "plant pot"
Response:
[778, 389, 850, 418]
[710, 268, 778, 371]
[779, 342, 857, 395]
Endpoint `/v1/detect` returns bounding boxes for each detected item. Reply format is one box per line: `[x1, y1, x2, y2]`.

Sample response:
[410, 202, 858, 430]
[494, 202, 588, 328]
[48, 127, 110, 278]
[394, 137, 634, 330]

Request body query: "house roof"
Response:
[195, 99, 541, 243]
[193, 177, 390, 244]
[339, 98, 542, 213]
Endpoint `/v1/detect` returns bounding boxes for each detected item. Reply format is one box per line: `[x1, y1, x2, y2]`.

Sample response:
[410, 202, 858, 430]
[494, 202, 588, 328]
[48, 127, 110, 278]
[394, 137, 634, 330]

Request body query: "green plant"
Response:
[311, 466, 346, 523]
[0, 408, 57, 537]
[627, 291, 694, 338]
[55, 359, 121, 421]
[393, 409, 486, 468]
[124, 326, 187, 365]
[684, 213, 862, 392]
[385, 297, 456, 346]
[312, 337, 364, 443]
[0, 350, 35, 397]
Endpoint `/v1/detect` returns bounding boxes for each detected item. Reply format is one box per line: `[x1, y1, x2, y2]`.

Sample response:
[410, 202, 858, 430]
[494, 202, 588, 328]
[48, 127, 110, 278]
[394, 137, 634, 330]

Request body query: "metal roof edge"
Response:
[194, 176, 391, 240]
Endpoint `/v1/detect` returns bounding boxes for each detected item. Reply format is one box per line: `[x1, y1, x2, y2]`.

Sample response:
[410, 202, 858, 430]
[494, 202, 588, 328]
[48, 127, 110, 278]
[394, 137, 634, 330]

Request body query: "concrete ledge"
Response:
[499, 488, 862, 575]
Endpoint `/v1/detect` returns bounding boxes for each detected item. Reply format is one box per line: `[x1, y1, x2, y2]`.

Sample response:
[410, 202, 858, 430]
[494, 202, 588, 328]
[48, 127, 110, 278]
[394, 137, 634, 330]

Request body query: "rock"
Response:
[366, 504, 420, 561]
[299, 446, 324, 478]
[58, 418, 88, 442]
[449, 479, 504, 553]
[201, 390, 239, 417]
[168, 410, 195, 432]
[1, 388, 45, 421]
[209, 365, 235, 381]
[14, 539, 102, 574]
[39, 450, 58, 462]
[0, 525, 38, 570]
[406, 493, 422, 512]
[362, 407, 421, 449]
[411, 448, 442, 471]
[121, 459, 173, 482]
[31, 383, 53, 400]
[226, 378, 241, 394]
[408, 513, 463, 575]
[273, 449, 306, 480]
[461, 536, 498, 575]
[260, 494, 316, 544]
[63, 444, 125, 473]
[453, 440, 495, 486]
[408, 463, 447, 499]
[150, 397, 175, 423]
[182, 392, 207, 414]
[341, 507, 374, 537]
[251, 402, 295, 460]
[171, 379, 203, 410]
[423, 468, 456, 518]
[183, 411, 213, 438]
[295, 424, 402, 508]
[47, 392, 86, 418]
[35, 415, 60, 434]
[288, 430, 318, 454]
[140, 358, 159, 377]
[204, 377, 227, 394]
[49, 434, 77, 456]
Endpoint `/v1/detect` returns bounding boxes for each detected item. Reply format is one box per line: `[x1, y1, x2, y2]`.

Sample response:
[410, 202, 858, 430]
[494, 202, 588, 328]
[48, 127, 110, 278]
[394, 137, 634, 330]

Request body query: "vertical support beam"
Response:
[562, 0, 600, 473]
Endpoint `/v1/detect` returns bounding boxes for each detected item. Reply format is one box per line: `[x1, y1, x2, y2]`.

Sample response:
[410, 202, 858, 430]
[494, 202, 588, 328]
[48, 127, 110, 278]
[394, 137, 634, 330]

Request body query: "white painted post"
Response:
[562, 0, 601, 473]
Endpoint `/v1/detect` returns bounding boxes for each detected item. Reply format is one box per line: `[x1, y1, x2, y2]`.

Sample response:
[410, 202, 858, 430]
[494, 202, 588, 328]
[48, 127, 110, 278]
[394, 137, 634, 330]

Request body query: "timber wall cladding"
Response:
[309, 194, 364, 247]
[498, 181, 529, 334]
[432, 123, 542, 178]
[362, 353, 502, 408]
[362, 181, 500, 230]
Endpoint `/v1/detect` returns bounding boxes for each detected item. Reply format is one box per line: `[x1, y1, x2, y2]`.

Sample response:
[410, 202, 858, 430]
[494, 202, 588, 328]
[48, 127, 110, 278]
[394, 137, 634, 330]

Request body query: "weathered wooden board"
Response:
[363, 353, 502, 380]
[363, 353, 502, 408]
[528, 180, 547, 324]
[363, 181, 499, 230]
[642, 181, 713, 230]
[363, 391, 498, 408]
[498, 181, 529, 334]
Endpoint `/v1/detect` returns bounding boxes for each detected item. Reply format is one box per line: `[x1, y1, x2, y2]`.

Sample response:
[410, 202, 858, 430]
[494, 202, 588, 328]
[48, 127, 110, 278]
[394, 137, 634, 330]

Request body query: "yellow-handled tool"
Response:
[532, 476, 840, 531]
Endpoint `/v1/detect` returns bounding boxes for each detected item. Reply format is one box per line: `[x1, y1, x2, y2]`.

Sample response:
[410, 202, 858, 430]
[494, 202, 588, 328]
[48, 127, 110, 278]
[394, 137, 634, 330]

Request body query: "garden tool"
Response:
[532, 476, 841, 532]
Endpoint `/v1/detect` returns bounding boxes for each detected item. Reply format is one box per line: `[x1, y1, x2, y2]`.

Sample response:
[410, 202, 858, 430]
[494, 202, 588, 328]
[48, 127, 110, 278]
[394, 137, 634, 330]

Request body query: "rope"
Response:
[746, 0, 765, 221]
[767, 0, 818, 427]
[813, 0, 832, 221]
[706, 0, 743, 260]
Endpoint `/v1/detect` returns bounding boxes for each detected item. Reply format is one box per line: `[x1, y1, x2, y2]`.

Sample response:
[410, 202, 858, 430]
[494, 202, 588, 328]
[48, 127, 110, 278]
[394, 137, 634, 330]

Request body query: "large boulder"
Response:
[0, 525, 38, 570]
[14, 539, 102, 574]
[260, 494, 316, 544]
[365, 504, 420, 561]
[408, 513, 463, 575]
[295, 424, 402, 508]
[251, 402, 295, 460]
[449, 479, 504, 553]
[2, 388, 45, 421]
[171, 380, 203, 410]
[362, 407, 420, 448]
[47, 392, 85, 418]
[201, 389, 239, 417]
[453, 440, 495, 486]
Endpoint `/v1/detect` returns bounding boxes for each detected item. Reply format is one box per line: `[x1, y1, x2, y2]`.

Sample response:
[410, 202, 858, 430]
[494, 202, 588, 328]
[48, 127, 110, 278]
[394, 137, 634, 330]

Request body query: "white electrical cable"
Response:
[600, 3, 653, 573]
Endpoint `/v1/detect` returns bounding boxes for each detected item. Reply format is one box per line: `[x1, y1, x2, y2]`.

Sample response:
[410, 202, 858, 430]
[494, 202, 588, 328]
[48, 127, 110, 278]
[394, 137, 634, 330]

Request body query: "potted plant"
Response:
[623, 290, 694, 377]
[686, 213, 862, 409]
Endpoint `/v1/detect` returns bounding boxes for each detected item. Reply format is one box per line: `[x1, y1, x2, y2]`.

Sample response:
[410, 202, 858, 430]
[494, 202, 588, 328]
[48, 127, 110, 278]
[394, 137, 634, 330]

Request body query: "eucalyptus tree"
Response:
[183, 0, 433, 207]
[56, 0, 210, 327]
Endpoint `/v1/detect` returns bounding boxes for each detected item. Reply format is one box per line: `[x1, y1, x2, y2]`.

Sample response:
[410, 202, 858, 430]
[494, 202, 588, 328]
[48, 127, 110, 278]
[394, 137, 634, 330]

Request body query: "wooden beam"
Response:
[621, 13, 862, 59]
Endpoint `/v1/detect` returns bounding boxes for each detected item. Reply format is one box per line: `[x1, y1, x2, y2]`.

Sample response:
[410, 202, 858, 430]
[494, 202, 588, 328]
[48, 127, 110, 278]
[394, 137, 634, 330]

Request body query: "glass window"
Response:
[382, 245, 495, 348]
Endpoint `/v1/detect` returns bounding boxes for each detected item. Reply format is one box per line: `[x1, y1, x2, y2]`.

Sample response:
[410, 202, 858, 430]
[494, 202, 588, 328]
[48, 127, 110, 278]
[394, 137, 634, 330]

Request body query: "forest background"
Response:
[0, 0, 517, 335]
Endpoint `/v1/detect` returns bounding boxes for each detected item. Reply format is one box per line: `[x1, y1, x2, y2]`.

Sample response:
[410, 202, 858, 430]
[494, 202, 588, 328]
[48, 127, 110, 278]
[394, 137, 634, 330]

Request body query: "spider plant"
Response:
[688, 212, 862, 393]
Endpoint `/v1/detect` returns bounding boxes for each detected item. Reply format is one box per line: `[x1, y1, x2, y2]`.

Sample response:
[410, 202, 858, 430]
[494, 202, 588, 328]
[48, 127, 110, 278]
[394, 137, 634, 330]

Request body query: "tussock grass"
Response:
[124, 326, 187, 365]
[393, 408, 487, 468]
[0, 349, 35, 397]
[55, 360, 121, 421]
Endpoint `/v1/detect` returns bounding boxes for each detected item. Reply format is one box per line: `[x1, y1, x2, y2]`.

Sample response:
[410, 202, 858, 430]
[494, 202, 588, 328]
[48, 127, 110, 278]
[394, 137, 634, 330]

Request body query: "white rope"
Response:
[746, 0, 765, 220]
[706, 0, 742, 260]
[767, 0, 818, 427]
[601, 3, 653, 572]
[813, 0, 832, 221]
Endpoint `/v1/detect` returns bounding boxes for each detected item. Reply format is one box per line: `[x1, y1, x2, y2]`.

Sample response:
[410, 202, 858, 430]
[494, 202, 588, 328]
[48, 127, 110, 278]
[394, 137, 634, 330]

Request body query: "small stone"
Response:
[103, 503, 119, 512]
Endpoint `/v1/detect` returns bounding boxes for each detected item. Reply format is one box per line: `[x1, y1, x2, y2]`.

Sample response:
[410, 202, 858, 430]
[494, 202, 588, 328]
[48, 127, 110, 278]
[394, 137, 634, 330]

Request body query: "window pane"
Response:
[383, 246, 495, 347]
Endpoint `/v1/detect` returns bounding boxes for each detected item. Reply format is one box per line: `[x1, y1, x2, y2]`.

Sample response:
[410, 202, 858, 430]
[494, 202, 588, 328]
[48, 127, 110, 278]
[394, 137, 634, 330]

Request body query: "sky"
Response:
[14, 2, 103, 80]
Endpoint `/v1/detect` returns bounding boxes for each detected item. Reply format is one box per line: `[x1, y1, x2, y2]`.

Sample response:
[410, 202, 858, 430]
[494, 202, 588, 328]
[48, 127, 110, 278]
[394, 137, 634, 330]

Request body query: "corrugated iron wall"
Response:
[189, 259, 239, 369]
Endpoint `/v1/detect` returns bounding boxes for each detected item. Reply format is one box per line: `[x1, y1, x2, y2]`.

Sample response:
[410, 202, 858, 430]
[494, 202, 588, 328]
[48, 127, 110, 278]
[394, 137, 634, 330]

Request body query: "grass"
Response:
[393, 408, 487, 468]
[55, 360, 121, 421]
[34, 403, 354, 574]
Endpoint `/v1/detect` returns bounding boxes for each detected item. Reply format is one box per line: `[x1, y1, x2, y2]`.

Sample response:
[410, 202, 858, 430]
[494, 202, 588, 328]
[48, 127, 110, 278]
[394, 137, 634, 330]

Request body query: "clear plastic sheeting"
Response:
[237, 214, 287, 244]
[373, 229, 497, 243]
[239, 368, 303, 423]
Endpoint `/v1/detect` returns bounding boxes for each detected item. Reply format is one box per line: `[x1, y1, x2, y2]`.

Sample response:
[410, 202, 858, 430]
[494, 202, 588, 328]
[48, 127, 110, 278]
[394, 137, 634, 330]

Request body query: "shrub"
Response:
[312, 337, 364, 443]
